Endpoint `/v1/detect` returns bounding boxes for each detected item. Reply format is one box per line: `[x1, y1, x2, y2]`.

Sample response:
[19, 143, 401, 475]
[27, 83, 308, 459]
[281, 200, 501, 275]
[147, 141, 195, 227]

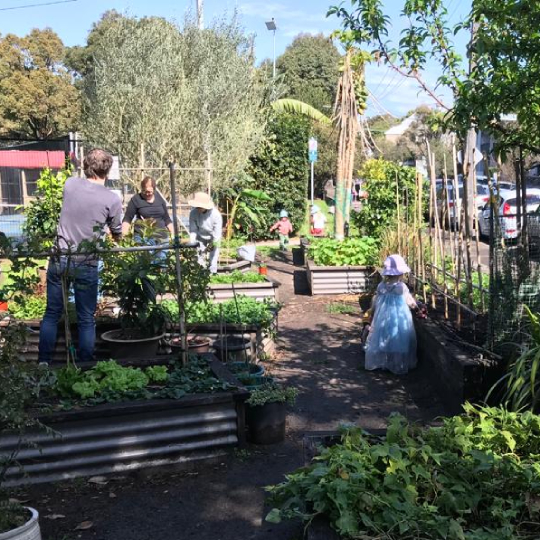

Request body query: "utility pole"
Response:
[197, 0, 203, 30]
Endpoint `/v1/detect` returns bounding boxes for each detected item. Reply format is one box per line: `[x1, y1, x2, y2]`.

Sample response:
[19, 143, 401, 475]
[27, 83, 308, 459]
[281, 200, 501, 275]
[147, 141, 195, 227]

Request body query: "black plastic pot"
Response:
[169, 336, 211, 354]
[101, 329, 165, 360]
[213, 336, 252, 363]
[245, 401, 286, 444]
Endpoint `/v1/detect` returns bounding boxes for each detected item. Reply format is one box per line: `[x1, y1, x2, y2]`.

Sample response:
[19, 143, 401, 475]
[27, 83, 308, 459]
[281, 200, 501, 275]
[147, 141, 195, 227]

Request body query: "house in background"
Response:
[384, 114, 417, 143]
[0, 150, 66, 211]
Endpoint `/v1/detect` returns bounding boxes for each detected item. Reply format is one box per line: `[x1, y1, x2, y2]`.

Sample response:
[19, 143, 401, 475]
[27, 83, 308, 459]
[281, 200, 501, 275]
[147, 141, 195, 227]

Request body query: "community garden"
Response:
[2, 1, 540, 539]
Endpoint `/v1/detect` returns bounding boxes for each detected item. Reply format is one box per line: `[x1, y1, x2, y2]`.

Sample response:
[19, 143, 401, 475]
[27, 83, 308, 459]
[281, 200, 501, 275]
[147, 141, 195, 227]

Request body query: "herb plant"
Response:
[267, 404, 540, 539]
[163, 296, 278, 330]
[307, 237, 378, 267]
[246, 384, 298, 407]
[210, 270, 266, 285]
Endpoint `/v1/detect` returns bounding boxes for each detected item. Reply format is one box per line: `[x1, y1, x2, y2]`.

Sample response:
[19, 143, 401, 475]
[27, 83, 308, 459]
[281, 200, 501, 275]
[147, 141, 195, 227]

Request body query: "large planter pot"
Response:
[306, 259, 378, 295]
[169, 336, 211, 354]
[246, 401, 286, 444]
[213, 336, 253, 363]
[100, 329, 165, 360]
[0, 507, 41, 540]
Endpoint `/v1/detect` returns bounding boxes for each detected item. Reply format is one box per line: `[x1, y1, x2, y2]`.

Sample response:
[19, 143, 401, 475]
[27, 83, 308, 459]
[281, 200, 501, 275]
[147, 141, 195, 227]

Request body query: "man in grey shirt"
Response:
[39, 149, 123, 364]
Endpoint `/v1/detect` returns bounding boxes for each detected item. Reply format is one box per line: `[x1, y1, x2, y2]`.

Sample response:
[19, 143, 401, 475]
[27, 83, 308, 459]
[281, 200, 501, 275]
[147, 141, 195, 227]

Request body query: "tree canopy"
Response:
[0, 28, 80, 139]
[277, 33, 341, 113]
[328, 0, 540, 155]
[81, 13, 269, 193]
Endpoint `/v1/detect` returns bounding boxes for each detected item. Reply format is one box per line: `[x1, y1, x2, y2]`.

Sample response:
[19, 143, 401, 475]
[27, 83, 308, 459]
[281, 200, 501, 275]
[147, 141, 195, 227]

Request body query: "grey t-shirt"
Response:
[57, 176, 123, 261]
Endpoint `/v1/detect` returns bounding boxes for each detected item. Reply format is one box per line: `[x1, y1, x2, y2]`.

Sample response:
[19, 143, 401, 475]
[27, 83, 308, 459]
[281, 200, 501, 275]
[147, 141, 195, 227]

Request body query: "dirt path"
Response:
[23, 253, 446, 540]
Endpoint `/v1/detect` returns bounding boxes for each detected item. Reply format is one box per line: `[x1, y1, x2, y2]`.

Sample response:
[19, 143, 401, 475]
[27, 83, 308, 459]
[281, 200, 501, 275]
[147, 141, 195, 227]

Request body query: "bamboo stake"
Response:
[452, 142, 462, 328]
[417, 172, 427, 302]
[396, 171, 401, 254]
[471, 154, 485, 312]
[462, 146, 475, 311]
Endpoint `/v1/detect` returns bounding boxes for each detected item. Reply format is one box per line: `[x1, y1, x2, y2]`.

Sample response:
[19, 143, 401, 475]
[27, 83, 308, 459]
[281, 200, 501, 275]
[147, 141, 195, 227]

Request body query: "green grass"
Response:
[299, 199, 334, 237]
[326, 302, 358, 315]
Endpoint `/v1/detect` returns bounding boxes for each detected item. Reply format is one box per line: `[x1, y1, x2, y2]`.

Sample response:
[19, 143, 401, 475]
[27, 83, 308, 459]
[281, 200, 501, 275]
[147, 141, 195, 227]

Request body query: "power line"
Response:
[0, 0, 77, 11]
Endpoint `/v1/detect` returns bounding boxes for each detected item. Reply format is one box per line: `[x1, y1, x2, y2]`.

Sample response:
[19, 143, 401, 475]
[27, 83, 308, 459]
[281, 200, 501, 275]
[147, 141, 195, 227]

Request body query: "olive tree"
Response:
[82, 13, 269, 193]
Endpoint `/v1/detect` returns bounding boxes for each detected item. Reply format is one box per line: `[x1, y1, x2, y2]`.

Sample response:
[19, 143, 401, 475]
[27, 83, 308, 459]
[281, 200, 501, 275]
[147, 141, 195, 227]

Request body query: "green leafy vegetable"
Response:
[307, 237, 378, 267]
[210, 270, 266, 285]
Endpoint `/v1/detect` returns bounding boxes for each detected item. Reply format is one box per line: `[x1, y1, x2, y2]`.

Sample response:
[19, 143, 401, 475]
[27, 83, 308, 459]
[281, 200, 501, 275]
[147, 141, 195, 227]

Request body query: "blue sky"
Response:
[0, 0, 470, 117]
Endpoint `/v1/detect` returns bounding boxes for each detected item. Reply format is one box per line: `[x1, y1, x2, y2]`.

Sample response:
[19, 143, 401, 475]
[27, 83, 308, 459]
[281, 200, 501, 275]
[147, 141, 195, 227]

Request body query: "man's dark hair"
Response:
[83, 149, 113, 180]
[141, 176, 156, 190]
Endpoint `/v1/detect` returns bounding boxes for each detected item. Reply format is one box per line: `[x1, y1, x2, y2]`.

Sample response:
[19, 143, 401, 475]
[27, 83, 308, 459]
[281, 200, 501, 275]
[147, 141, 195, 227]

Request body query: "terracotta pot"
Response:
[258, 265, 268, 276]
[0, 301, 8, 312]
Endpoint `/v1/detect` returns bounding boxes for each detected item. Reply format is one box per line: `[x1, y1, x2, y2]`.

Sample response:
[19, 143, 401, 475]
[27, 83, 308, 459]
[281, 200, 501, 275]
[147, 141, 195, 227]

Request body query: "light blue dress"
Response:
[365, 281, 417, 375]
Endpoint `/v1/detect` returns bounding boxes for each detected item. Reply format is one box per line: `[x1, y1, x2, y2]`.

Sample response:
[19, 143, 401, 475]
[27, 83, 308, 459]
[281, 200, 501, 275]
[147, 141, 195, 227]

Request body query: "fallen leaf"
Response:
[9, 498, 30, 504]
[44, 514, 66, 520]
[88, 476, 108, 485]
[109, 493, 117, 499]
[75, 521, 93, 531]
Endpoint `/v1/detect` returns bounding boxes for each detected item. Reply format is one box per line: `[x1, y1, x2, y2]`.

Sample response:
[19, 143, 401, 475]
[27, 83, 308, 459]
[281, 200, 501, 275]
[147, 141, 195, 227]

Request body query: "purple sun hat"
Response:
[382, 254, 411, 276]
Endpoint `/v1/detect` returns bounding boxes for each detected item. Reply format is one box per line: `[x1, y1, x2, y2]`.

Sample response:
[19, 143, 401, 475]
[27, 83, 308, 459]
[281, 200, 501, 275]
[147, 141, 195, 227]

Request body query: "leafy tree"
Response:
[245, 113, 310, 238]
[328, 0, 540, 155]
[0, 28, 80, 139]
[354, 158, 417, 238]
[81, 13, 269, 193]
[277, 34, 341, 112]
[276, 34, 342, 194]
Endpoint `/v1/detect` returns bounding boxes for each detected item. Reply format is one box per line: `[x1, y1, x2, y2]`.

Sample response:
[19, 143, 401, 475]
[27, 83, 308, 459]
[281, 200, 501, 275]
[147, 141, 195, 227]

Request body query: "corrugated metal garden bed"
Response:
[0, 356, 249, 486]
[306, 259, 377, 296]
[208, 277, 279, 303]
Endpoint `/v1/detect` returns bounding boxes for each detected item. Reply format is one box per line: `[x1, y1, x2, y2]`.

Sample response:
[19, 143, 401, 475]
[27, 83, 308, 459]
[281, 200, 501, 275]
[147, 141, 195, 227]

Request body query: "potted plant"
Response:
[100, 229, 172, 359]
[245, 383, 298, 444]
[0, 320, 43, 540]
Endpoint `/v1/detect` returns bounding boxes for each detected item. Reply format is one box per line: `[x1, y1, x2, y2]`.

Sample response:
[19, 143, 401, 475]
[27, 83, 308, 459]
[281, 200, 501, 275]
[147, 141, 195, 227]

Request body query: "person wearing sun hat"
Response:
[188, 191, 223, 273]
[269, 209, 293, 251]
[310, 204, 327, 236]
[364, 254, 419, 375]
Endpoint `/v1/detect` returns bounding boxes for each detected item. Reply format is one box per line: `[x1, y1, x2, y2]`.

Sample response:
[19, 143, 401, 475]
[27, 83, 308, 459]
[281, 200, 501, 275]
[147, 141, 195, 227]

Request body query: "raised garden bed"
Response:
[415, 317, 502, 415]
[15, 310, 278, 364]
[306, 259, 377, 295]
[209, 277, 278, 303]
[0, 356, 249, 486]
[216, 260, 251, 274]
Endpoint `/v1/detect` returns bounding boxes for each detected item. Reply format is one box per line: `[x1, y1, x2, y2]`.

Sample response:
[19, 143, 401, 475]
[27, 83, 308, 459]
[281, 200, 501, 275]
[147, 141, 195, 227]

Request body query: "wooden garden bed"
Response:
[306, 259, 377, 295]
[0, 356, 249, 486]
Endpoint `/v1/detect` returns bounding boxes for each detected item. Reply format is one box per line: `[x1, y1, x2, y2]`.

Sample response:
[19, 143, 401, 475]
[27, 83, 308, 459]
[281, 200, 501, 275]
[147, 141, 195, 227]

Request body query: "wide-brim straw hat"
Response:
[381, 254, 411, 276]
[188, 192, 214, 210]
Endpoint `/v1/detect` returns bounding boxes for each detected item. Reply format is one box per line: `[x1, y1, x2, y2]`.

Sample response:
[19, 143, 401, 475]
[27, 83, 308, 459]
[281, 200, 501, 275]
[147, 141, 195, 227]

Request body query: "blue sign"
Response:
[308, 137, 318, 162]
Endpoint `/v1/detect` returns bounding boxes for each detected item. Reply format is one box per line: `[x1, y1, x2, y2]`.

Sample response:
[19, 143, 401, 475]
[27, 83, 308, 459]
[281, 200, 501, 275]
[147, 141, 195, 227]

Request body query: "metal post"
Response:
[197, 0, 203, 30]
[272, 29, 276, 79]
[169, 163, 188, 366]
[310, 161, 314, 205]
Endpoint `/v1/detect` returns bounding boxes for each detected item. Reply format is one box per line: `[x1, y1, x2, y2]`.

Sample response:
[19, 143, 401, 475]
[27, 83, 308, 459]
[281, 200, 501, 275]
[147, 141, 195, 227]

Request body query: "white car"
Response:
[436, 182, 490, 229]
[478, 188, 540, 239]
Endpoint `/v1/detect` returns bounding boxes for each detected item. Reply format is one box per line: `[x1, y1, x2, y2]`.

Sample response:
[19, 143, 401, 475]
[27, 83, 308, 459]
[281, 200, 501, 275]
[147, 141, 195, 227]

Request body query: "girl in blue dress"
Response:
[365, 254, 418, 375]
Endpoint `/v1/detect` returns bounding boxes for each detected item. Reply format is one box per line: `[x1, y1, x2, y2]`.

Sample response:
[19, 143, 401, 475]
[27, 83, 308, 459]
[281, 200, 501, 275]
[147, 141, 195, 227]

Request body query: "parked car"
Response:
[478, 188, 540, 239]
[435, 184, 463, 228]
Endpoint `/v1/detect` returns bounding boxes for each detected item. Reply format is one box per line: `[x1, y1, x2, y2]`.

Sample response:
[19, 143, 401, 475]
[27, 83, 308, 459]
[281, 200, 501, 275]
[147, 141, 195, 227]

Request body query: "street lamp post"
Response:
[265, 18, 277, 79]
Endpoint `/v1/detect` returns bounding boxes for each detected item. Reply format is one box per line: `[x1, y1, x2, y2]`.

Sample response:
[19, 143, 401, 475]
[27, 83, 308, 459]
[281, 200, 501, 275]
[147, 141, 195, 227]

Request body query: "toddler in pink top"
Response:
[270, 210, 293, 251]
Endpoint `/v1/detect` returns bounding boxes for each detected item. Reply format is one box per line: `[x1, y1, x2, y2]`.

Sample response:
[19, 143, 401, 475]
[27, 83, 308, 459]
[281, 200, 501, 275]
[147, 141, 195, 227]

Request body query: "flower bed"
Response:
[0, 356, 249, 486]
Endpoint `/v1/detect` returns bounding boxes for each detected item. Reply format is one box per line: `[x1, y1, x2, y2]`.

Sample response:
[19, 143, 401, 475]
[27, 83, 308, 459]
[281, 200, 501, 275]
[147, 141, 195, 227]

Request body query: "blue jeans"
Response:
[38, 257, 99, 363]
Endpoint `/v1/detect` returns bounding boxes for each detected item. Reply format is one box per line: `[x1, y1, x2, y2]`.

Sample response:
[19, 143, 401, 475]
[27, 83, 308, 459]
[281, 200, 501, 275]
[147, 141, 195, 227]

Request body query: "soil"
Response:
[18, 251, 447, 540]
